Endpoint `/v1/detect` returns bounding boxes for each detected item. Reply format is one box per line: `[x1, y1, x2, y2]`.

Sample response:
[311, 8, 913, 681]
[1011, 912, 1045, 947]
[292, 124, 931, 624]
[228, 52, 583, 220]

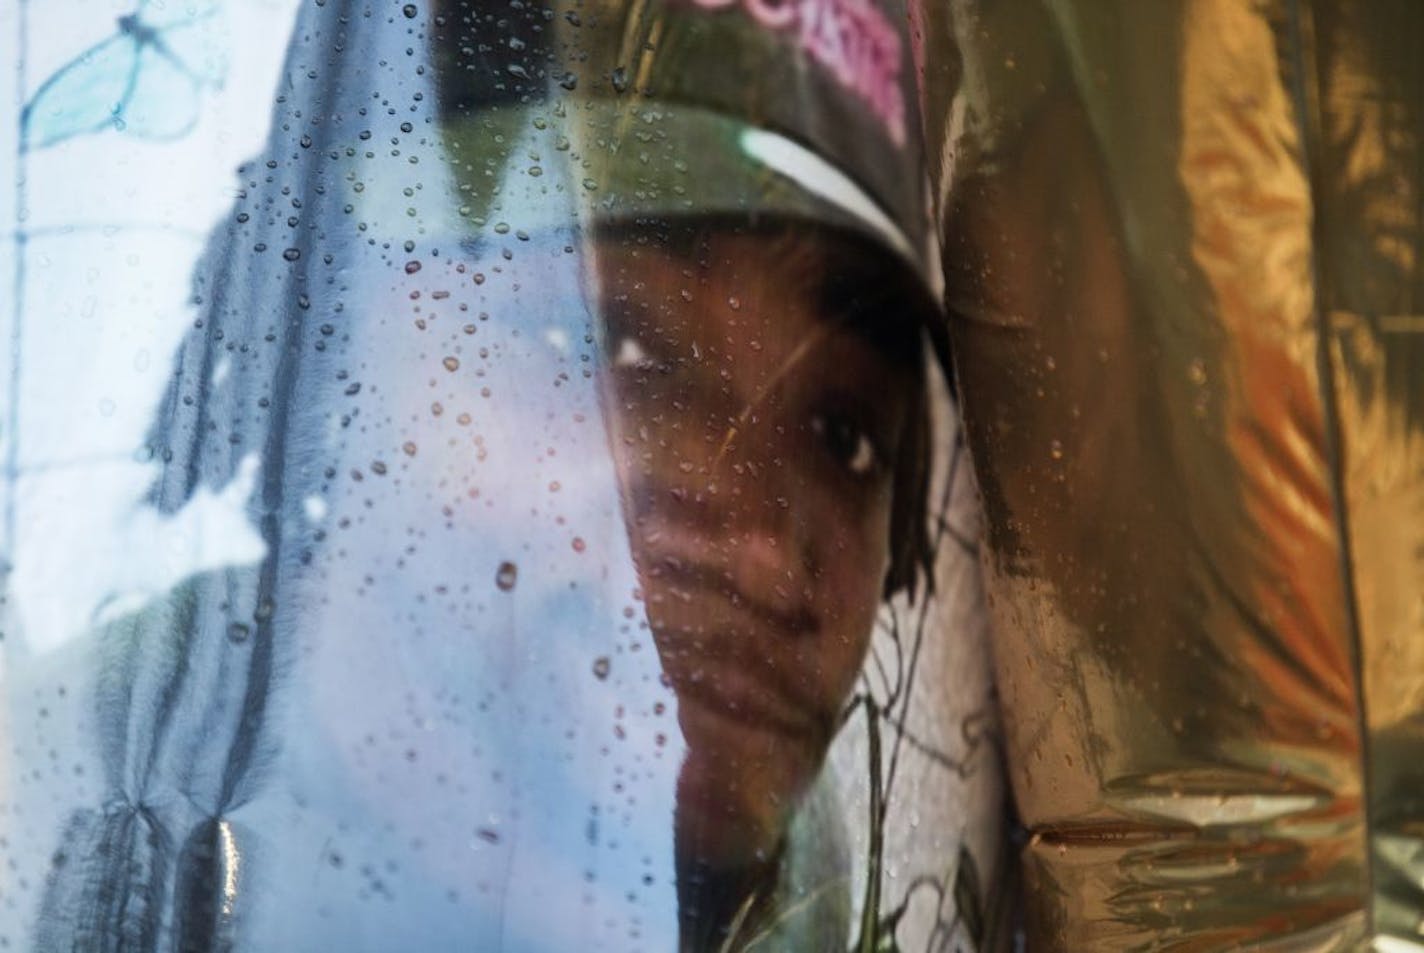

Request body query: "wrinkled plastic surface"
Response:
[0, 0, 1004, 950]
[914, 0, 1424, 948]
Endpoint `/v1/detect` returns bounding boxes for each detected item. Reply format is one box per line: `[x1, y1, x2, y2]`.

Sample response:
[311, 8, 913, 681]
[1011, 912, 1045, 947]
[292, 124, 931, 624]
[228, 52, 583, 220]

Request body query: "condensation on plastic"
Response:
[0, 0, 1005, 951]
[912, 0, 1424, 949]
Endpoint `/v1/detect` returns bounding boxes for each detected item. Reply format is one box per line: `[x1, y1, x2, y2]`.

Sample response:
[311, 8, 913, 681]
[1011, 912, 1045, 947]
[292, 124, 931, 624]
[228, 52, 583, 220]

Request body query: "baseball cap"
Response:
[432, 0, 936, 286]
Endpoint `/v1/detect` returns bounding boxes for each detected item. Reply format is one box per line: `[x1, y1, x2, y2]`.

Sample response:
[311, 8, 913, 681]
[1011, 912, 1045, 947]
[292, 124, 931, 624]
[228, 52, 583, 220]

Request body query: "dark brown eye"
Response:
[810, 412, 881, 478]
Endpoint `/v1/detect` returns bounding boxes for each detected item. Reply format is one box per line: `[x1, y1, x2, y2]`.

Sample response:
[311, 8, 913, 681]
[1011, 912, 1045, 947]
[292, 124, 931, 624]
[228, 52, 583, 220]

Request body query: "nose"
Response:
[723, 491, 817, 625]
[655, 414, 819, 623]
[602, 335, 822, 606]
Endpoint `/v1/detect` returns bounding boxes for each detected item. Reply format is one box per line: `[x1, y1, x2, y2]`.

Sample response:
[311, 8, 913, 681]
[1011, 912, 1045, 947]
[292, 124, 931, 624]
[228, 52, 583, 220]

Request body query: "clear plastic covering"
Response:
[0, 0, 1004, 950]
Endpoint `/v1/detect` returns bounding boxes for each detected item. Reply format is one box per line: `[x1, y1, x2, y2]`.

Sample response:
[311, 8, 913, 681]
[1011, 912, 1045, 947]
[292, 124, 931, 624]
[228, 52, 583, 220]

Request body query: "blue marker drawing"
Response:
[21, 0, 226, 150]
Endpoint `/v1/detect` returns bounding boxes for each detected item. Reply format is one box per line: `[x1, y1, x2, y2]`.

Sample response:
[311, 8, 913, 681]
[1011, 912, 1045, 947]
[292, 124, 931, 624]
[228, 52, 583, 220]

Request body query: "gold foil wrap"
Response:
[915, 1, 1424, 948]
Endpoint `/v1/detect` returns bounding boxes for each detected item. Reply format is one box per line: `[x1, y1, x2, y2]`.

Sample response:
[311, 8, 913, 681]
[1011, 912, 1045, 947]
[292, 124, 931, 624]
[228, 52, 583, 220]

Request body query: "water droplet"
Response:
[592, 656, 611, 680]
[402, 441, 417, 456]
[402, 3, 418, 17]
[228, 622, 251, 644]
[571, 537, 586, 553]
[495, 562, 518, 591]
[610, 66, 629, 93]
[283, 248, 301, 262]
[727, 296, 741, 311]
[559, 72, 578, 91]
[442, 356, 460, 372]
[370, 460, 387, 475]
[1050, 439, 1064, 460]
[404, 260, 422, 274]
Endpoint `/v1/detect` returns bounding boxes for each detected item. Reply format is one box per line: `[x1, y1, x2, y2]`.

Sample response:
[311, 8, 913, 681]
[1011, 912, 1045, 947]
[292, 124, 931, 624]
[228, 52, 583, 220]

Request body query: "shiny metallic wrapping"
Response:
[913, 0, 1424, 948]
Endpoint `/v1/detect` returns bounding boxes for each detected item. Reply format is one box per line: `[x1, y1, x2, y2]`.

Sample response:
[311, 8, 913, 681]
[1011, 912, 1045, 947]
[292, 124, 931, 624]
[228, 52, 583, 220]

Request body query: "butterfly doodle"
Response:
[21, 0, 228, 151]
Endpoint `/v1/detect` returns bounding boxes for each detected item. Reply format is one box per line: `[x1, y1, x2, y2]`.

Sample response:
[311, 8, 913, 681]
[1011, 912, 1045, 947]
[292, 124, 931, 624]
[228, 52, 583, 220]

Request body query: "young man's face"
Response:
[595, 228, 921, 871]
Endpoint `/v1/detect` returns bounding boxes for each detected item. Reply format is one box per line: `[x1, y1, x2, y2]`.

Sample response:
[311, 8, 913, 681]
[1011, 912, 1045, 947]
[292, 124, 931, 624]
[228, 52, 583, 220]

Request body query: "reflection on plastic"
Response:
[915, 0, 1424, 949]
[2, 0, 1004, 950]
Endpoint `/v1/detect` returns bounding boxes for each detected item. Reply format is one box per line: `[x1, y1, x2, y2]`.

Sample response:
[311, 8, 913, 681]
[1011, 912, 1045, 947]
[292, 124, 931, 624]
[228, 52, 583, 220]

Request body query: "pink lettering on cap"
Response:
[676, 0, 907, 146]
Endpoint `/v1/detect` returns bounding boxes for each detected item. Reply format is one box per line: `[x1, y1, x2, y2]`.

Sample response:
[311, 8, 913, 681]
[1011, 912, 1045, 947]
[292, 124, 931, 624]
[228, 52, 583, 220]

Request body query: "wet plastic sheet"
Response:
[0, 0, 1004, 950]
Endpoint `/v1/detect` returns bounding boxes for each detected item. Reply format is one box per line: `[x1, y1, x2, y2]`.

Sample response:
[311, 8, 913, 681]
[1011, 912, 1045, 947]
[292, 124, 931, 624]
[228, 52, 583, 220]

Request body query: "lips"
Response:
[644, 548, 819, 635]
[638, 544, 833, 743]
[655, 623, 827, 740]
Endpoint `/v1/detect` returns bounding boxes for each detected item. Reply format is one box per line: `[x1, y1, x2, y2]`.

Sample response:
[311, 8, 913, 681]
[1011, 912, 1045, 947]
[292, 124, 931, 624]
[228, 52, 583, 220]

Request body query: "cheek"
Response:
[805, 489, 894, 692]
[813, 479, 894, 589]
